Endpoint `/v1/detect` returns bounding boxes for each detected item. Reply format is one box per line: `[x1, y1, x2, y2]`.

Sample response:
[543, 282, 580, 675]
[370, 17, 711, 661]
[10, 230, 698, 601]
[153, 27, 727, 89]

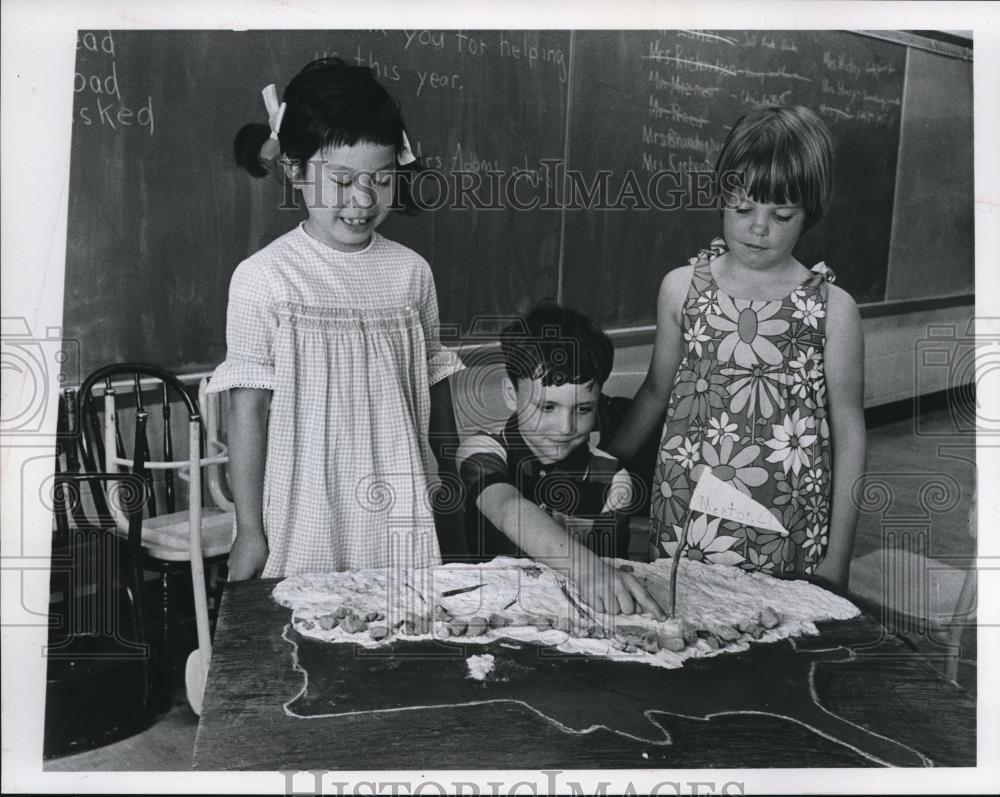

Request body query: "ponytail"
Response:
[233, 122, 273, 178]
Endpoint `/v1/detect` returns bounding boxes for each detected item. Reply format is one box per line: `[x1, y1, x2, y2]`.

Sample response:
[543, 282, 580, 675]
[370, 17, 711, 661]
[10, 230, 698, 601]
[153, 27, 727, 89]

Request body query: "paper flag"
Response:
[688, 467, 788, 535]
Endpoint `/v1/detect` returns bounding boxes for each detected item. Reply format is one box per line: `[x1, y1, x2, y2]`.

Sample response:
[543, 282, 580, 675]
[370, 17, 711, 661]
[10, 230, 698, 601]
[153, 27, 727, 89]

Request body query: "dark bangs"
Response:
[282, 74, 404, 164]
[316, 96, 403, 153]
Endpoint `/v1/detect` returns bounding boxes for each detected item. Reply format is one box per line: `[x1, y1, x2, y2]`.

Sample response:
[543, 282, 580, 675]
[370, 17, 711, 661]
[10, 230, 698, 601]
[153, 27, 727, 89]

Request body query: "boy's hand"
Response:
[227, 531, 269, 582]
[575, 560, 667, 620]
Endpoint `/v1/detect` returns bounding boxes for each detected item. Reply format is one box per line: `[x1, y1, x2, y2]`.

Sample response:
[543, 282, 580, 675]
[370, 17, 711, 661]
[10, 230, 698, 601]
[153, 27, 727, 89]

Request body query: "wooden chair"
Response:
[69, 363, 234, 713]
[45, 436, 156, 757]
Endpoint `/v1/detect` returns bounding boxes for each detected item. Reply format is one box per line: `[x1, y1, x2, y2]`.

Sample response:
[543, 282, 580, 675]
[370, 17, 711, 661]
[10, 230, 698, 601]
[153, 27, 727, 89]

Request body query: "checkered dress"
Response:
[209, 225, 464, 577]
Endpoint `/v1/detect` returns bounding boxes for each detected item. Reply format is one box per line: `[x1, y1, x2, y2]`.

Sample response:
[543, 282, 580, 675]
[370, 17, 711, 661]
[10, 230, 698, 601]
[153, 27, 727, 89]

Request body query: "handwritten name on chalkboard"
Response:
[74, 31, 154, 135]
[639, 30, 904, 178]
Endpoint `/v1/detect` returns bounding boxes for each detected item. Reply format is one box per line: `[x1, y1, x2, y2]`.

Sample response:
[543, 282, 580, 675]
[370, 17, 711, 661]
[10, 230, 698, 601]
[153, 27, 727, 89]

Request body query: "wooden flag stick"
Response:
[667, 513, 691, 619]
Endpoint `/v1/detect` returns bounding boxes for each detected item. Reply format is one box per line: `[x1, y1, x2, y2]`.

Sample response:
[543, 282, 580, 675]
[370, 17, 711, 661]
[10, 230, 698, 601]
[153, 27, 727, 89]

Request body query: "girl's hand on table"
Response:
[227, 531, 269, 582]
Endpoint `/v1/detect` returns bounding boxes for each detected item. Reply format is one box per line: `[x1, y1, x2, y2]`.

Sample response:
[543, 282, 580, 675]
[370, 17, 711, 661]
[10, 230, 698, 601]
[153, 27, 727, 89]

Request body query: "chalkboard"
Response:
[64, 30, 571, 377]
[885, 45, 974, 300]
[562, 30, 907, 325]
[63, 29, 971, 379]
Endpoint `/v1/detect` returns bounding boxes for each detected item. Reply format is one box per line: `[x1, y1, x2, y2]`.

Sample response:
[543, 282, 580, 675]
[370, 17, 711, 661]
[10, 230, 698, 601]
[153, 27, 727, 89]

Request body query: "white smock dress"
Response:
[209, 225, 464, 577]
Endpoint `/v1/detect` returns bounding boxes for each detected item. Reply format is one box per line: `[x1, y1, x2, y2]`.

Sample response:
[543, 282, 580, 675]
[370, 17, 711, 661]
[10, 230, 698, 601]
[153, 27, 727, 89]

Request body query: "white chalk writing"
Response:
[648, 96, 711, 127]
[676, 30, 738, 47]
[648, 70, 723, 98]
[644, 41, 739, 76]
[499, 32, 567, 84]
[73, 31, 154, 135]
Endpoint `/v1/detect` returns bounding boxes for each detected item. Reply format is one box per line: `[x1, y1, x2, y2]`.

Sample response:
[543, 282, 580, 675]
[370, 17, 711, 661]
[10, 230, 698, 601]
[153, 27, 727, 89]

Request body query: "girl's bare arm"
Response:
[227, 387, 272, 580]
[606, 266, 690, 465]
[815, 285, 866, 592]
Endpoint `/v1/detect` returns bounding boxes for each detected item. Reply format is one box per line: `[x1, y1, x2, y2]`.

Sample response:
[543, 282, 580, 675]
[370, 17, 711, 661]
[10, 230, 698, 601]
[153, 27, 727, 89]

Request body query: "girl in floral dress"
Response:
[609, 105, 866, 590]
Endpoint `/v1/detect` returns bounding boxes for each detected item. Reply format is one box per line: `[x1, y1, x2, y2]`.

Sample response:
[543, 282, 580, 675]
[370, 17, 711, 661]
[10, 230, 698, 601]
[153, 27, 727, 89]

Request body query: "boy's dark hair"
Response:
[500, 302, 614, 388]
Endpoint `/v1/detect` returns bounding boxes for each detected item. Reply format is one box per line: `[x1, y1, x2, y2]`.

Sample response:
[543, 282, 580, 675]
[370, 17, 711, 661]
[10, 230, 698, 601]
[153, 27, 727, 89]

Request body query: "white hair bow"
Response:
[261, 84, 286, 140]
[259, 84, 286, 161]
[398, 130, 416, 166]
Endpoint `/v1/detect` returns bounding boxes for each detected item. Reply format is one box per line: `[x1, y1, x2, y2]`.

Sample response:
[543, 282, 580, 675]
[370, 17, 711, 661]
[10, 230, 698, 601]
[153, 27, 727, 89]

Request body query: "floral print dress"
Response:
[650, 239, 836, 576]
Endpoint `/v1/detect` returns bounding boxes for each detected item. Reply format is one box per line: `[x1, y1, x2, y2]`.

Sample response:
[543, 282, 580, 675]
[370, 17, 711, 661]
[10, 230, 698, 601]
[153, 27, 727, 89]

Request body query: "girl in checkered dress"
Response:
[209, 58, 463, 579]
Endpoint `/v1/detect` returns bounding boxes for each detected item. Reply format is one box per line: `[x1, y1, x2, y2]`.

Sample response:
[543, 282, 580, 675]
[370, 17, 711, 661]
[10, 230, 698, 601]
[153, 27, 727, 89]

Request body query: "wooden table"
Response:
[193, 578, 976, 770]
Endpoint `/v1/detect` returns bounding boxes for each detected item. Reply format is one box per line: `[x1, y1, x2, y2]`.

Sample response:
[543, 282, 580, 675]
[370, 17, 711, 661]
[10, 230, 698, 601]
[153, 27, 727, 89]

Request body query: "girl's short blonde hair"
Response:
[714, 105, 835, 230]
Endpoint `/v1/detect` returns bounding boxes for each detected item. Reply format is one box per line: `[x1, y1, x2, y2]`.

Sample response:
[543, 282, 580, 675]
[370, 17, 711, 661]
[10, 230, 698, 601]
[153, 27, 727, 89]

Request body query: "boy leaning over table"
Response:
[456, 302, 667, 619]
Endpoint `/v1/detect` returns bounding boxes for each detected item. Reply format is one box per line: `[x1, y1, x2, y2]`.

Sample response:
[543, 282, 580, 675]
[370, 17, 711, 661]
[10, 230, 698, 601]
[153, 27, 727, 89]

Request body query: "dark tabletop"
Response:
[193, 577, 976, 770]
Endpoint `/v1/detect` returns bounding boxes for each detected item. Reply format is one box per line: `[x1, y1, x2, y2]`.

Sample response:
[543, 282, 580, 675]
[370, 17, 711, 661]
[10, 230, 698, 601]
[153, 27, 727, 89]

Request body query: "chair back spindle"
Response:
[60, 391, 81, 473]
[130, 408, 152, 665]
[83, 389, 106, 471]
[109, 378, 127, 461]
[76, 389, 114, 522]
[127, 381, 157, 517]
[162, 381, 176, 514]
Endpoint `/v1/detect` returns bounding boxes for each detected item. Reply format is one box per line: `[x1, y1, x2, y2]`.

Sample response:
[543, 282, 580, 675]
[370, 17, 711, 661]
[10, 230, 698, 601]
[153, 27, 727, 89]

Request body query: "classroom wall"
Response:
[61, 29, 974, 382]
[447, 301, 976, 436]
[74, 300, 975, 490]
[605, 303, 976, 408]
[63, 300, 969, 542]
[72, 300, 975, 441]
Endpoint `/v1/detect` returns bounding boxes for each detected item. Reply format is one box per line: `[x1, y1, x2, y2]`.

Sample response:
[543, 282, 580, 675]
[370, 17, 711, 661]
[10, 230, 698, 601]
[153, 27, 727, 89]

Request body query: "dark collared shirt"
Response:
[456, 415, 633, 562]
